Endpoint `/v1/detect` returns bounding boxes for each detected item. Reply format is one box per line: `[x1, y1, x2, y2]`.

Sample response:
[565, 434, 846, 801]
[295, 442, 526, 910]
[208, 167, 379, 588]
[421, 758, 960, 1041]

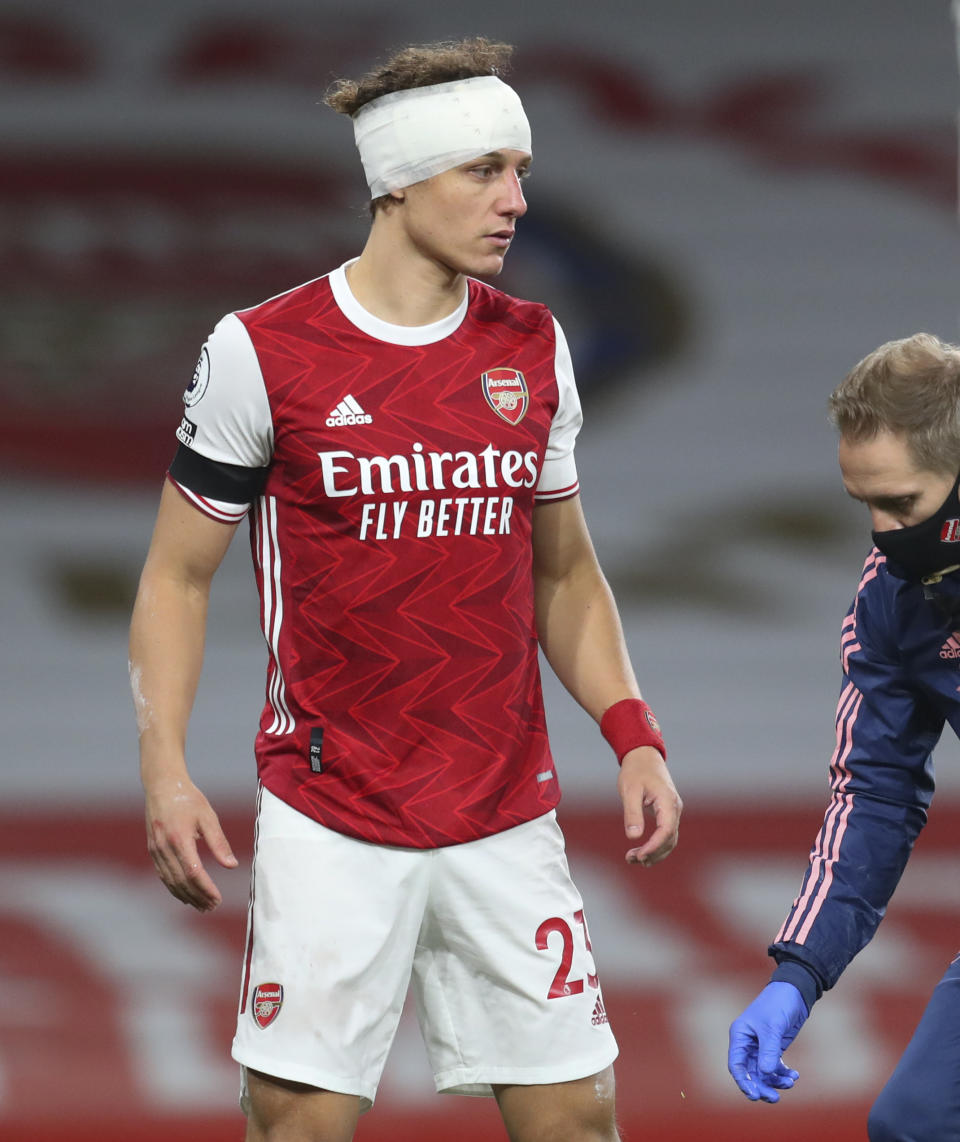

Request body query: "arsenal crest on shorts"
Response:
[482, 367, 529, 425]
[252, 982, 284, 1029]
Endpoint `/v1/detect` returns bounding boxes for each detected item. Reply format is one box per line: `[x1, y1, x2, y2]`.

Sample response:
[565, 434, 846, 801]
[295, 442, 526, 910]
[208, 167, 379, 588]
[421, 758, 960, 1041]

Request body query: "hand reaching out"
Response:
[728, 982, 808, 1102]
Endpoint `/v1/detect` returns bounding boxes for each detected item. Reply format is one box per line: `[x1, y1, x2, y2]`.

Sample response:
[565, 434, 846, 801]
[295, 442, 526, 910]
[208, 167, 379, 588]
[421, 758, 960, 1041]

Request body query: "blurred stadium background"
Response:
[2, 0, 960, 1138]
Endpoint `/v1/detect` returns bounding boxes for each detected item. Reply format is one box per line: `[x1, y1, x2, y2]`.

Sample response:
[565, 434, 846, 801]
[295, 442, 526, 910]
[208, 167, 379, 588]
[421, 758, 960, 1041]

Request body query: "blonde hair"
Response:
[828, 333, 960, 474]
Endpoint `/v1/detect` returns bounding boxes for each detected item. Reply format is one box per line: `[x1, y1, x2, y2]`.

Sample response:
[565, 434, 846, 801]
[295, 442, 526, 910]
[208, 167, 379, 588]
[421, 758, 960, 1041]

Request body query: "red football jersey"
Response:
[169, 263, 583, 847]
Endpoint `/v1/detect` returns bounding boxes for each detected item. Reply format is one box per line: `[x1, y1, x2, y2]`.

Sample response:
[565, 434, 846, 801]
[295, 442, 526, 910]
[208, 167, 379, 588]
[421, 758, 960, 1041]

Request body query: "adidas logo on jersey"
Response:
[591, 996, 609, 1026]
[940, 632, 960, 659]
[326, 394, 373, 427]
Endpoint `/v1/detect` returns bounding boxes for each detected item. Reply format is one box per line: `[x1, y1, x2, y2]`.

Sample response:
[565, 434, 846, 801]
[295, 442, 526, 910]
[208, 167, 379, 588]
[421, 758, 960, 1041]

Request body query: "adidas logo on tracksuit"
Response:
[326, 394, 373, 427]
[591, 996, 609, 1026]
[940, 632, 960, 659]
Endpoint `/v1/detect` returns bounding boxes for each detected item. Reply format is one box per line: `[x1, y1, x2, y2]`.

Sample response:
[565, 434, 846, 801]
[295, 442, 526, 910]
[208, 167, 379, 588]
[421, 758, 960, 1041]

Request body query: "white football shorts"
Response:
[232, 786, 618, 1109]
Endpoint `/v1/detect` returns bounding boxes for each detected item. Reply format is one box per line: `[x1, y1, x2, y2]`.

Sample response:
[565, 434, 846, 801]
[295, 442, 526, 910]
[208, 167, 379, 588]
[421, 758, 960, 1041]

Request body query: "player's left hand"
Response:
[617, 746, 682, 865]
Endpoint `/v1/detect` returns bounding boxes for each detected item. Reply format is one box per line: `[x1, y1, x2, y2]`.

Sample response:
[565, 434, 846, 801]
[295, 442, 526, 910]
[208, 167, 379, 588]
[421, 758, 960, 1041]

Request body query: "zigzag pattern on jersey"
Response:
[240, 276, 563, 847]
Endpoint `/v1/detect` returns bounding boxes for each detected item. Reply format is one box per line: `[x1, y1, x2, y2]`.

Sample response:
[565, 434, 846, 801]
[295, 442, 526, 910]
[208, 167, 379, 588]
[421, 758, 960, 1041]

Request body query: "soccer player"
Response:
[727, 333, 960, 1141]
[129, 36, 682, 1142]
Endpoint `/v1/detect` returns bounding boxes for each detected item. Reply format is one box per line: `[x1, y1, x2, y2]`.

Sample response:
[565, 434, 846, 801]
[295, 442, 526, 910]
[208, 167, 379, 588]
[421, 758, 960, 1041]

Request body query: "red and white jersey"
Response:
[169, 263, 583, 847]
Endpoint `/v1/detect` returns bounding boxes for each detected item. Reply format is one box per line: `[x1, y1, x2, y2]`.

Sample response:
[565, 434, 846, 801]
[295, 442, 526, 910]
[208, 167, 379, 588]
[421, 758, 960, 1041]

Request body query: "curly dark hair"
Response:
[326, 37, 517, 215]
[325, 37, 514, 117]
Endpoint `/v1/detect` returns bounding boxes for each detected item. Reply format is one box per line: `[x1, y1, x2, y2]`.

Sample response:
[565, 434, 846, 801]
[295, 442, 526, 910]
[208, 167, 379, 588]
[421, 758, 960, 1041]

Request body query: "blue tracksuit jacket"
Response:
[769, 547, 960, 1011]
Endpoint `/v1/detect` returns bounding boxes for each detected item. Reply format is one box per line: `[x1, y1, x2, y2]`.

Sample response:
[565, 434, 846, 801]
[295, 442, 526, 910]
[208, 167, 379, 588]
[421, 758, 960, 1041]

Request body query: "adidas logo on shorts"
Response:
[326, 394, 373, 427]
[591, 996, 609, 1026]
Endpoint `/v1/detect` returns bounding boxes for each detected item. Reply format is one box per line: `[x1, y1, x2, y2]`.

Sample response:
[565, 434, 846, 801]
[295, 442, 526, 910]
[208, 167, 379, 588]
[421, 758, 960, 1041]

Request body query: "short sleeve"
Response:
[168, 313, 274, 521]
[535, 316, 583, 503]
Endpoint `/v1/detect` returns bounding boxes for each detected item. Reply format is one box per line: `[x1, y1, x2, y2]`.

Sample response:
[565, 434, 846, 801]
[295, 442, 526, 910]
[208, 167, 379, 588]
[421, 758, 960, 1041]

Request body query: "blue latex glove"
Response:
[728, 981, 808, 1103]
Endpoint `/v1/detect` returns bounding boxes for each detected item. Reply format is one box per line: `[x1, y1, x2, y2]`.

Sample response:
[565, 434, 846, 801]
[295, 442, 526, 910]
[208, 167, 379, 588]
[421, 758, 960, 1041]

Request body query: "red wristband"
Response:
[600, 698, 666, 764]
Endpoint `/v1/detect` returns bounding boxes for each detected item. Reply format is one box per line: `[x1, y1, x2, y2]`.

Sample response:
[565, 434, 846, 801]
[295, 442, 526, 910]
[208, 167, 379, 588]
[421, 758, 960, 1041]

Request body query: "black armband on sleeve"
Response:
[168, 444, 269, 505]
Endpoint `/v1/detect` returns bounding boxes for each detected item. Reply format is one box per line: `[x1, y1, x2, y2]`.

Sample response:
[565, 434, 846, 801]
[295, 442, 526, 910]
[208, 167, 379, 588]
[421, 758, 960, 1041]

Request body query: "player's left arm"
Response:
[532, 495, 682, 865]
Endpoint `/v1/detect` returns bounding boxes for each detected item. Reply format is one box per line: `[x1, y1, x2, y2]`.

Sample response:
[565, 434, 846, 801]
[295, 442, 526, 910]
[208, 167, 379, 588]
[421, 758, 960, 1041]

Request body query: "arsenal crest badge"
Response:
[252, 982, 284, 1029]
[482, 367, 529, 425]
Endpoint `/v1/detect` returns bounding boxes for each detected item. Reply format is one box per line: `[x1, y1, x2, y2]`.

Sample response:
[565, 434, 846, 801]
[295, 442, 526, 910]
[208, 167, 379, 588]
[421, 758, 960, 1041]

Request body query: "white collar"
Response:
[329, 261, 468, 346]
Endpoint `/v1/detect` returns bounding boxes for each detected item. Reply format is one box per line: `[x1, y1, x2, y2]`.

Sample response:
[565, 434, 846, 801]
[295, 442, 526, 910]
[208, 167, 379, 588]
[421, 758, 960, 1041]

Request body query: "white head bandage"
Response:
[353, 75, 531, 199]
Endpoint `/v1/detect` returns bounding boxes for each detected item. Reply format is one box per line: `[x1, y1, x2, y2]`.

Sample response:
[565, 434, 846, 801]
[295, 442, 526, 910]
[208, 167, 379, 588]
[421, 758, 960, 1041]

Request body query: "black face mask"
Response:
[871, 470, 960, 582]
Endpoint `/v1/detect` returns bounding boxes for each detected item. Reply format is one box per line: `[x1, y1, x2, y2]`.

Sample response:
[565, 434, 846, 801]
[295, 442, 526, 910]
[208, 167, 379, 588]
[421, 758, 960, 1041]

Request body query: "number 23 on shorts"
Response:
[536, 909, 599, 999]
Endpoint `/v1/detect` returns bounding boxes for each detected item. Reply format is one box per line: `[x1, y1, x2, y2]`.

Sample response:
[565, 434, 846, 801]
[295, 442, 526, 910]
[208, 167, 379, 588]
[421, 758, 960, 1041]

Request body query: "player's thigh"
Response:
[494, 1065, 618, 1142]
[244, 1068, 361, 1142]
[414, 811, 617, 1092]
[233, 787, 429, 1105]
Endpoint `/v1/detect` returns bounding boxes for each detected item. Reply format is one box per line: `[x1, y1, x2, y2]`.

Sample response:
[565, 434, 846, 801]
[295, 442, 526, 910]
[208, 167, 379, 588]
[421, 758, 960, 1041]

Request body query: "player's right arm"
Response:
[129, 478, 241, 912]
